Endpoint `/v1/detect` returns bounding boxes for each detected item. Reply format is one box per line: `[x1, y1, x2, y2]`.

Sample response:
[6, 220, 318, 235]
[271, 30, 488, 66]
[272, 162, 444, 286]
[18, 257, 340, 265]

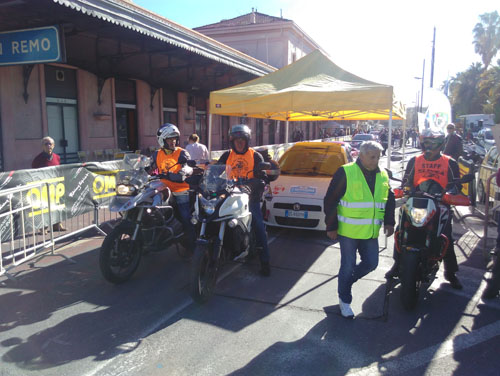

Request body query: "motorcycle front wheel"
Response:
[99, 222, 142, 284]
[400, 251, 420, 311]
[190, 242, 218, 304]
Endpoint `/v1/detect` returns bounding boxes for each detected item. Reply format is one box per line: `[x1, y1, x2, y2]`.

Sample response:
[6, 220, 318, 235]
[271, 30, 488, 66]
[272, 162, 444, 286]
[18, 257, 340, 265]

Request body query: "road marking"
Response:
[348, 319, 500, 376]
[349, 276, 500, 375]
[85, 229, 282, 376]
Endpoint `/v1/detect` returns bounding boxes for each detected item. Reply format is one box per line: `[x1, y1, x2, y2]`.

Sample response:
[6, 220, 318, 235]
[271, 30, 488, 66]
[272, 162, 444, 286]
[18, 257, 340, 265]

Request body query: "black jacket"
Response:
[323, 159, 396, 232]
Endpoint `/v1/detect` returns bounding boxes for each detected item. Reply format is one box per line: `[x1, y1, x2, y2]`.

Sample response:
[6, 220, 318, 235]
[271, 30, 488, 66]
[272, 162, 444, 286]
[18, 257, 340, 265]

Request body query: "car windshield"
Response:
[279, 144, 346, 176]
[352, 134, 373, 141]
[199, 164, 233, 193]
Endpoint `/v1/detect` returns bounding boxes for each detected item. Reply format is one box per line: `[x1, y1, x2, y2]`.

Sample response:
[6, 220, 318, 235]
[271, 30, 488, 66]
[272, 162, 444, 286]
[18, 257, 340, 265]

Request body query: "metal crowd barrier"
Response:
[483, 172, 500, 258]
[0, 182, 115, 280]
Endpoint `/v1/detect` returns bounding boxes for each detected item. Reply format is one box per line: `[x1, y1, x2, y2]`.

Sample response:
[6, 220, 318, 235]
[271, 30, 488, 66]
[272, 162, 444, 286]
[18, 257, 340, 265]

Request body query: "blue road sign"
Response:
[0, 26, 64, 66]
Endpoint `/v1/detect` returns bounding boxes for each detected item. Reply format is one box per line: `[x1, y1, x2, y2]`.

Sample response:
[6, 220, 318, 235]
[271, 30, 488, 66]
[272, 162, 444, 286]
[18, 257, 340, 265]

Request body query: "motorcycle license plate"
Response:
[285, 210, 308, 219]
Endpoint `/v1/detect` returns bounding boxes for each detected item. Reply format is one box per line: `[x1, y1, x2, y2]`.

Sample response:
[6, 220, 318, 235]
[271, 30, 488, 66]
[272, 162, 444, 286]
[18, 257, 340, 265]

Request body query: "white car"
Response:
[263, 141, 352, 231]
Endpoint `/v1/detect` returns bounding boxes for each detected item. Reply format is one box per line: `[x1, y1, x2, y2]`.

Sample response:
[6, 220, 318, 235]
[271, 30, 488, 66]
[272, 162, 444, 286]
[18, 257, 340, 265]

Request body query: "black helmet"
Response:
[229, 124, 251, 154]
[157, 123, 180, 150]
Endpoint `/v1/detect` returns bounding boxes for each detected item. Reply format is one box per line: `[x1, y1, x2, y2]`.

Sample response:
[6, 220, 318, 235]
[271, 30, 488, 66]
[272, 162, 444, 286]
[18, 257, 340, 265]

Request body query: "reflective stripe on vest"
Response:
[413, 154, 450, 189]
[337, 162, 389, 239]
[227, 148, 255, 179]
[338, 216, 384, 226]
[156, 148, 189, 192]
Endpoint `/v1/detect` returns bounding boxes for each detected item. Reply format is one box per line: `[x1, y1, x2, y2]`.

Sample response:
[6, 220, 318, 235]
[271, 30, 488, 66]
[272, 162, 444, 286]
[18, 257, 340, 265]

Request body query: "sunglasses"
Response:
[44, 142, 54, 146]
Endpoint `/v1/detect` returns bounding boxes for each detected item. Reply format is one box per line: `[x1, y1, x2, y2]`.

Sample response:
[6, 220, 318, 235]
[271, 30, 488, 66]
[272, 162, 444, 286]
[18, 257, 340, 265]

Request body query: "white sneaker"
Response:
[339, 298, 355, 319]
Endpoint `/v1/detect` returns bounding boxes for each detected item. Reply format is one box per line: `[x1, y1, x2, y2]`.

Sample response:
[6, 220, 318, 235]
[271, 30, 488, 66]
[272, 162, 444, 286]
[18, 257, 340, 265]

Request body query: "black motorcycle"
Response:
[391, 173, 473, 310]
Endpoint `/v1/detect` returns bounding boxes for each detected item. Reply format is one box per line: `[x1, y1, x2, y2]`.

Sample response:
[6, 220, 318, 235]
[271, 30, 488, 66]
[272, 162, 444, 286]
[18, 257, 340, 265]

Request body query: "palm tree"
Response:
[479, 62, 500, 122]
[472, 11, 500, 70]
[449, 63, 485, 116]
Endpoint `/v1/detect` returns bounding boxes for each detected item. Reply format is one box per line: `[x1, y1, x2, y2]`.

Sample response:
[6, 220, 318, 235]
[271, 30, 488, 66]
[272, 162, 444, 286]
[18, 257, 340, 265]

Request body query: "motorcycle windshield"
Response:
[116, 154, 150, 186]
[200, 164, 233, 194]
[417, 179, 444, 195]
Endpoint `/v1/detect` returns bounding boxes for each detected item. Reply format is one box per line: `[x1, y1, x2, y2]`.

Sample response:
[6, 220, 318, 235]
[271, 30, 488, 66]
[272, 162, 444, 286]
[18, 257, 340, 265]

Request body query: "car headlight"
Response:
[410, 207, 428, 225]
[116, 184, 136, 196]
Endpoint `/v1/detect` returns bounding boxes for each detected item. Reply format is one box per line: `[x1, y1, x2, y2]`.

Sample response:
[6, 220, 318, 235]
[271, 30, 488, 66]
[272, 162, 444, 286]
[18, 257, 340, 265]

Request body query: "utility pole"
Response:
[420, 59, 425, 112]
[430, 27, 435, 88]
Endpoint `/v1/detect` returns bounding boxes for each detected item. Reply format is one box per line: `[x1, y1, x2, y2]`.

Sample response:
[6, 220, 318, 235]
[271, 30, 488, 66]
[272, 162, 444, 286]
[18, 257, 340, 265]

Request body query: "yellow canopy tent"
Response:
[208, 49, 406, 168]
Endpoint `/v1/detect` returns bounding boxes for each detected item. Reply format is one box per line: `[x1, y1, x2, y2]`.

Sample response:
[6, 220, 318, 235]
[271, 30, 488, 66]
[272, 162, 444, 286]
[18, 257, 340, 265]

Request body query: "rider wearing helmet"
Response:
[217, 124, 272, 276]
[385, 128, 463, 289]
[151, 123, 195, 254]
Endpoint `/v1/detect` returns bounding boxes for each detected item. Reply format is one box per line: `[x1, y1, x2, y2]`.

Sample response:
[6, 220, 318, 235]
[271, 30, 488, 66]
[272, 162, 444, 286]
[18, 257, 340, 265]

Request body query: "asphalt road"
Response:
[1, 149, 499, 376]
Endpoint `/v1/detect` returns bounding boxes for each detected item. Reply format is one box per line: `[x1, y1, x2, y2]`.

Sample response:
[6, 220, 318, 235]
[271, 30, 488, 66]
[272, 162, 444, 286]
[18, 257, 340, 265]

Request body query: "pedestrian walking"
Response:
[324, 141, 396, 318]
[443, 123, 463, 161]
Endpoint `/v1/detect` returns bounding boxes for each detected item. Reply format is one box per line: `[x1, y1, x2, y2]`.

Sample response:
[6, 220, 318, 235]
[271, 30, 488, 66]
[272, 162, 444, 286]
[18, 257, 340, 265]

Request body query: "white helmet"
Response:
[157, 123, 180, 148]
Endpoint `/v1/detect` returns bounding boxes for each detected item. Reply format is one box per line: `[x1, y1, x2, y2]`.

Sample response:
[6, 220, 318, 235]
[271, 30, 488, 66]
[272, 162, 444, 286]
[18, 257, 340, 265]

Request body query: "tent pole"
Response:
[285, 119, 289, 144]
[386, 109, 393, 171]
[208, 113, 213, 160]
[383, 108, 394, 250]
[401, 116, 407, 175]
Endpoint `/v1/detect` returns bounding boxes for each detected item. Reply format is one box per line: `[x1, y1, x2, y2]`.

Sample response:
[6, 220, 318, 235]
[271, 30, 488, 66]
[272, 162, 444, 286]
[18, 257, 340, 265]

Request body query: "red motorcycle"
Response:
[391, 174, 473, 310]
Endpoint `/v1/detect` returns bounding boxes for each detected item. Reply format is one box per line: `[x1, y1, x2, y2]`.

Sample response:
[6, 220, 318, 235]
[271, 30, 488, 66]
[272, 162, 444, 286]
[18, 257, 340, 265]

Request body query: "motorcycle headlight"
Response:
[200, 196, 219, 215]
[116, 184, 136, 196]
[410, 207, 428, 225]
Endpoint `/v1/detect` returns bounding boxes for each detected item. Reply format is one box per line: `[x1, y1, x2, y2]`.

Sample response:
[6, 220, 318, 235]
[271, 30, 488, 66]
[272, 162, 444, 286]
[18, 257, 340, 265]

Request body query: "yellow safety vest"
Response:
[337, 162, 389, 239]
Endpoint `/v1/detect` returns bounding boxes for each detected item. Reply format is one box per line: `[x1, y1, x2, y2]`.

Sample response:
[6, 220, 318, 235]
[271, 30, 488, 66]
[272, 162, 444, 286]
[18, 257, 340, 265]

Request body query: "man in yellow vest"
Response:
[150, 123, 195, 255]
[324, 141, 395, 318]
[217, 124, 271, 276]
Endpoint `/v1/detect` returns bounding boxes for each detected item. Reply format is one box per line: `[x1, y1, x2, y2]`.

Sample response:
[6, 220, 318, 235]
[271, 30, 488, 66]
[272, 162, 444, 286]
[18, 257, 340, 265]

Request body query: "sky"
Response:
[133, 0, 499, 107]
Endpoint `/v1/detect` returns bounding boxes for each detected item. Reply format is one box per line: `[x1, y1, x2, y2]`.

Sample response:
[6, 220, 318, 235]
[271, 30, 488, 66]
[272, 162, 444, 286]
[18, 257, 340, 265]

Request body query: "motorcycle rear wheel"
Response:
[400, 251, 420, 311]
[99, 223, 142, 284]
[190, 243, 218, 304]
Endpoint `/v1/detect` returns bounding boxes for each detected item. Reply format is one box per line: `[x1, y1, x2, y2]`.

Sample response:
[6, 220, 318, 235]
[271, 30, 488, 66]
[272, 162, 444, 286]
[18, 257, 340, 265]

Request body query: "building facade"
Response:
[195, 10, 325, 144]
[0, 0, 275, 171]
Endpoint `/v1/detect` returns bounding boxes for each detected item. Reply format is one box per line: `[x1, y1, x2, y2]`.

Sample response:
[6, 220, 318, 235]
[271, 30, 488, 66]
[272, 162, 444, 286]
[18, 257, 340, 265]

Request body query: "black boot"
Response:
[445, 272, 463, 290]
[385, 262, 400, 279]
[259, 262, 271, 277]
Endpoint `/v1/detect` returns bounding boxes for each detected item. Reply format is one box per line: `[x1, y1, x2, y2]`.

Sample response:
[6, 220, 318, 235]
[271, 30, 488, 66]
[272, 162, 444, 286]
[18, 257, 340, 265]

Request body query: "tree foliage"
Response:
[449, 12, 500, 123]
[472, 11, 500, 70]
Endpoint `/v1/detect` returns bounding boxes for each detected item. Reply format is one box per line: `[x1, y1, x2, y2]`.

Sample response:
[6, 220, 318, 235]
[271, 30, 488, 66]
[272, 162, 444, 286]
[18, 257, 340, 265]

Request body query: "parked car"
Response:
[477, 127, 495, 152]
[263, 141, 352, 231]
[477, 145, 499, 204]
[350, 133, 377, 150]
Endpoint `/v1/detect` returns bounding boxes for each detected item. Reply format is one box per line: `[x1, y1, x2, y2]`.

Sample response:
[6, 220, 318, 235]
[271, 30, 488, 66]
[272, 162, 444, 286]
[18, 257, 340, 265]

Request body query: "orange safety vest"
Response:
[156, 148, 190, 192]
[226, 148, 255, 180]
[413, 154, 450, 189]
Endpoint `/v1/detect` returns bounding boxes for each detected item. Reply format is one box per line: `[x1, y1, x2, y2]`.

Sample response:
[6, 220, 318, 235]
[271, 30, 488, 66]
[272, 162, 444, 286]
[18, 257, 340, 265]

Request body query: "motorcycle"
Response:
[99, 153, 194, 284]
[189, 162, 270, 303]
[391, 173, 473, 310]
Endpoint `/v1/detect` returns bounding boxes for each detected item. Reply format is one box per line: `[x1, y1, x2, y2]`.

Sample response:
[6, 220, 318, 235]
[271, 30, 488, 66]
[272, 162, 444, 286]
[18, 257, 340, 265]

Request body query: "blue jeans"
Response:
[175, 193, 195, 251]
[249, 201, 270, 264]
[338, 235, 379, 304]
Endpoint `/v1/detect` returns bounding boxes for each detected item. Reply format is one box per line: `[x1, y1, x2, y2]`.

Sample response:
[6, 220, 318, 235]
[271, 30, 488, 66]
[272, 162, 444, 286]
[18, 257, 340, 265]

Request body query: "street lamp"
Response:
[414, 59, 425, 112]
